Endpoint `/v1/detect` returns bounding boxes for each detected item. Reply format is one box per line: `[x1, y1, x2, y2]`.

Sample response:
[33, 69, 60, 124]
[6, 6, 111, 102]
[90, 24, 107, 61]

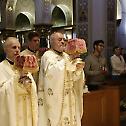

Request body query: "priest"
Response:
[0, 37, 38, 126]
[38, 32, 85, 126]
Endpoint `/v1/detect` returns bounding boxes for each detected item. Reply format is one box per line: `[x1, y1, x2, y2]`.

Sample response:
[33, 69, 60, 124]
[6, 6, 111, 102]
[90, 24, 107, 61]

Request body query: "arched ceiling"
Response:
[52, 4, 72, 26]
[5, 0, 35, 29]
[15, 13, 31, 31]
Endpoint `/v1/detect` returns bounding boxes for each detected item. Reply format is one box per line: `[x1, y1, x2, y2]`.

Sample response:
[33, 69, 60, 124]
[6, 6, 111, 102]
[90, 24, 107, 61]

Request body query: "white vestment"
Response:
[0, 60, 38, 126]
[38, 50, 85, 126]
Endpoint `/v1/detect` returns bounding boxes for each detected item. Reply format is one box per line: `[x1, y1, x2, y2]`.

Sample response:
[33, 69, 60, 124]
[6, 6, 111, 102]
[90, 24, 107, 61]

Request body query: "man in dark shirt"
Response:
[84, 40, 108, 90]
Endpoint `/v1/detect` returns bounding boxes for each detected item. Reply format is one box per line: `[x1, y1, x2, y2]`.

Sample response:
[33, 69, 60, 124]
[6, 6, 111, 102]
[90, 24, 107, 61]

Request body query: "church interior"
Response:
[0, 0, 126, 126]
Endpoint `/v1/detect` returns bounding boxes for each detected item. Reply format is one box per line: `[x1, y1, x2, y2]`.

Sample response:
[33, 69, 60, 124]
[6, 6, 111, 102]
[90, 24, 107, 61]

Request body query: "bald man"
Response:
[0, 37, 38, 126]
[38, 32, 85, 126]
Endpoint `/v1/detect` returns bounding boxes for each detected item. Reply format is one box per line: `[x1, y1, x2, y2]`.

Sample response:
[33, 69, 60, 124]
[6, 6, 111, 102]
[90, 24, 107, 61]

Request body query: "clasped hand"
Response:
[76, 62, 85, 69]
[18, 72, 32, 84]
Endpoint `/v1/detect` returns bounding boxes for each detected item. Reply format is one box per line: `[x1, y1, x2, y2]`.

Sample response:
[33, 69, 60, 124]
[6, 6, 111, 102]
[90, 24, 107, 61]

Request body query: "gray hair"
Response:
[50, 32, 57, 47]
[50, 32, 63, 47]
[3, 37, 18, 50]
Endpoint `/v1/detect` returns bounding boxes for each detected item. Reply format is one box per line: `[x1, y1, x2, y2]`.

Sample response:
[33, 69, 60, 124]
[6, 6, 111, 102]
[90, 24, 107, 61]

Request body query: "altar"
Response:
[82, 80, 126, 126]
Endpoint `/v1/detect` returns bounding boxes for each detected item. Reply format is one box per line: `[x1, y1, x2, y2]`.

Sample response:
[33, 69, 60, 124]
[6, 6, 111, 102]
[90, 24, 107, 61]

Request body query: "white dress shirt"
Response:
[111, 54, 126, 75]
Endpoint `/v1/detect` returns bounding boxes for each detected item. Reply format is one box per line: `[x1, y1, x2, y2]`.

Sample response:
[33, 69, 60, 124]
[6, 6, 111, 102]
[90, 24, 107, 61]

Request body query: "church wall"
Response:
[75, 0, 107, 54]
[35, 0, 73, 25]
[35, 0, 52, 24]
[51, 0, 73, 24]
[14, 0, 35, 28]
[0, 0, 117, 50]
[52, 0, 73, 11]
[91, 0, 106, 48]
[88, 0, 107, 53]
[117, 0, 126, 48]
[34, 0, 45, 24]
[89, 0, 117, 62]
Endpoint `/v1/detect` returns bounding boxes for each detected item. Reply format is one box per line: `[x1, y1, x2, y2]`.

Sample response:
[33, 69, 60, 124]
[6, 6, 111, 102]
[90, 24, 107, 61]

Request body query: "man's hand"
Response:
[70, 54, 80, 60]
[18, 75, 32, 84]
[76, 62, 85, 69]
[100, 68, 108, 75]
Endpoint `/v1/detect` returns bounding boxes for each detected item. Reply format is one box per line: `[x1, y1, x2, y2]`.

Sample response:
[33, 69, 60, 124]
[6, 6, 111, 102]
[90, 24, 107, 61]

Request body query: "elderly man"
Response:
[38, 32, 85, 126]
[0, 37, 38, 126]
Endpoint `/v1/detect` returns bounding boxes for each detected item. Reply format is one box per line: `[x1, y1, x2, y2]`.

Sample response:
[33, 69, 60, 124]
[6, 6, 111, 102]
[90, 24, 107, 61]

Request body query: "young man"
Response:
[21, 31, 40, 55]
[38, 32, 85, 126]
[21, 31, 40, 83]
[0, 37, 38, 126]
[84, 40, 108, 90]
[111, 46, 126, 80]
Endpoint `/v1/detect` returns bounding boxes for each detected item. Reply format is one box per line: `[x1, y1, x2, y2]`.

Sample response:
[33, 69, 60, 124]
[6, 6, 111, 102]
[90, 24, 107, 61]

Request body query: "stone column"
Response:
[107, 0, 116, 57]
[76, 0, 88, 42]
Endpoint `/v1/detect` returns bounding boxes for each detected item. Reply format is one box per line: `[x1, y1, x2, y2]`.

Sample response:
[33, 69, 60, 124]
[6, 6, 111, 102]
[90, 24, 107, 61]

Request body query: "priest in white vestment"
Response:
[0, 37, 38, 126]
[38, 32, 85, 126]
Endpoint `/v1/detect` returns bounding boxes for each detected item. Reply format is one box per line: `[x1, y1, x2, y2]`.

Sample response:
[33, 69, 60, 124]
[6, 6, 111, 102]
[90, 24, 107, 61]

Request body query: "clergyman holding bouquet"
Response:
[38, 32, 86, 126]
[0, 37, 38, 126]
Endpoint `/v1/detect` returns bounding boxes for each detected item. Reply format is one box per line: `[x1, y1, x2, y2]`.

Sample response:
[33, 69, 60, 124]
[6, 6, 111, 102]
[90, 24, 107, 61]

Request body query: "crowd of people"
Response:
[84, 40, 126, 90]
[84, 40, 108, 90]
[0, 31, 126, 126]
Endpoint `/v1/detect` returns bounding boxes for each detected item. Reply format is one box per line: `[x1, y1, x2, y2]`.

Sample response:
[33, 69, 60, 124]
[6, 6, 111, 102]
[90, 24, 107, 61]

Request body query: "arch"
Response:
[21, 12, 34, 25]
[52, 4, 72, 26]
[15, 12, 33, 31]
[5, 0, 35, 28]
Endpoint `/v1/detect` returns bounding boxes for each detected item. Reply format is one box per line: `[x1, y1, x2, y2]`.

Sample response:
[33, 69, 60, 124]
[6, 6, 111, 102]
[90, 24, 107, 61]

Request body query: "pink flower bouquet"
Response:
[65, 38, 87, 55]
[14, 55, 39, 73]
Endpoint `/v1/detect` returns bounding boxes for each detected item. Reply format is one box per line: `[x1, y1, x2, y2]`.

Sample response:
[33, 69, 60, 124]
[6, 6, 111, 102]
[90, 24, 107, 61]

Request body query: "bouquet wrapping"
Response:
[65, 38, 87, 55]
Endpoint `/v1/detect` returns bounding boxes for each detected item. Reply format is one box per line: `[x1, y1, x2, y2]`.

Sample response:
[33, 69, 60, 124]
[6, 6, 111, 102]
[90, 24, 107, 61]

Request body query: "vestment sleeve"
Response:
[0, 77, 17, 126]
